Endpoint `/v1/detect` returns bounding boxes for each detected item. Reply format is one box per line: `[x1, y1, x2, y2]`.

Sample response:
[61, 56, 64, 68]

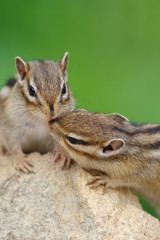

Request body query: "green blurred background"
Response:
[0, 0, 160, 219]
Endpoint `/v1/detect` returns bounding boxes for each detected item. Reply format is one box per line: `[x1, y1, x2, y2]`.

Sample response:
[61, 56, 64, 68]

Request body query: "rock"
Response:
[0, 152, 159, 240]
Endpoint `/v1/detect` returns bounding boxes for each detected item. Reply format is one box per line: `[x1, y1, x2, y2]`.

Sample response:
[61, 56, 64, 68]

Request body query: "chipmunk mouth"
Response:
[48, 109, 63, 122]
[49, 117, 60, 124]
[45, 111, 57, 121]
[48, 118, 61, 133]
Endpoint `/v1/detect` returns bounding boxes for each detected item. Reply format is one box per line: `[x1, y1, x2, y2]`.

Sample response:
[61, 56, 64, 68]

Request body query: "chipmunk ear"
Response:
[98, 138, 125, 157]
[113, 113, 128, 123]
[15, 57, 29, 82]
[109, 113, 129, 123]
[58, 52, 68, 77]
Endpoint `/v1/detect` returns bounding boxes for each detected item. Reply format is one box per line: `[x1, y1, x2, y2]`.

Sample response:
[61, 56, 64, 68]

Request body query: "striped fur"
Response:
[0, 53, 75, 172]
[49, 109, 160, 212]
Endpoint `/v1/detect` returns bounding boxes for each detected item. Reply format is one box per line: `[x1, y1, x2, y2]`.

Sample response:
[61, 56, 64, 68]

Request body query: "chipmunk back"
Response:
[0, 53, 75, 172]
[49, 109, 160, 211]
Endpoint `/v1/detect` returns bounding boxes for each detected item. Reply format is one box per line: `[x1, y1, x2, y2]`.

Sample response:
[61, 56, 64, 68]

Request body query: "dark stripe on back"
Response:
[112, 125, 160, 136]
[131, 122, 146, 127]
[141, 141, 160, 150]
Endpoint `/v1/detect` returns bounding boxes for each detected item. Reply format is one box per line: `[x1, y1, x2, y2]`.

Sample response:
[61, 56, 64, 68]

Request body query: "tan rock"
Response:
[0, 153, 159, 240]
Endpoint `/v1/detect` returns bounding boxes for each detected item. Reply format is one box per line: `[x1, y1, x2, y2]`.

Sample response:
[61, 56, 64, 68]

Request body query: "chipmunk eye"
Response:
[28, 84, 36, 97]
[66, 136, 88, 145]
[62, 83, 66, 95]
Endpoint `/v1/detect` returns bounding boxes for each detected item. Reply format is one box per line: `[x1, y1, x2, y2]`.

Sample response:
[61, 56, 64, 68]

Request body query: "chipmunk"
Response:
[0, 53, 75, 172]
[49, 109, 160, 211]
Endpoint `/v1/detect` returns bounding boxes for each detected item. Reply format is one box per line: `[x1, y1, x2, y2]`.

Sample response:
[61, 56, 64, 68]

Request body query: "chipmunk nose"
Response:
[49, 104, 54, 115]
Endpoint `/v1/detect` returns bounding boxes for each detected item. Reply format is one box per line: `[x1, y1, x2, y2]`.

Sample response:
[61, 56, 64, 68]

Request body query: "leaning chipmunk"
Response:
[49, 109, 160, 211]
[0, 53, 75, 172]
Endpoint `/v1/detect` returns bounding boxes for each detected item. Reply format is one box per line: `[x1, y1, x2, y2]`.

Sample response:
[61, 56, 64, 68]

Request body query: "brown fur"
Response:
[0, 53, 75, 172]
[49, 109, 160, 211]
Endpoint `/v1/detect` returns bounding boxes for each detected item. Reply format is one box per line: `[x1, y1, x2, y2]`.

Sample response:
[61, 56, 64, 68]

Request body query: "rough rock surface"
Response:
[0, 153, 160, 240]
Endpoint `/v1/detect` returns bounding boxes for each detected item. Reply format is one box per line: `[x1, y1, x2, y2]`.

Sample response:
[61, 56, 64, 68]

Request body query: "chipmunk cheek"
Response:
[60, 97, 69, 112]
[53, 103, 60, 116]
[37, 102, 50, 119]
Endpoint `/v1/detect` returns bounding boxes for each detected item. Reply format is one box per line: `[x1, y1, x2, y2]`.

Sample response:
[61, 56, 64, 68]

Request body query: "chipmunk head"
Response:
[49, 110, 129, 167]
[15, 53, 75, 122]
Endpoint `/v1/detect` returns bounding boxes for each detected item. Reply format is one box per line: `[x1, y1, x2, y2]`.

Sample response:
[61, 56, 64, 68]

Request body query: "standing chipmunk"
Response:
[0, 53, 75, 172]
[49, 109, 160, 211]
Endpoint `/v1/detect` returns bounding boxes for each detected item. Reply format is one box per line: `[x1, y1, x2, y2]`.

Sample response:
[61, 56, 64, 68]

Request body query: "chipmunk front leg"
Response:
[12, 145, 34, 173]
[53, 142, 72, 169]
[87, 170, 110, 189]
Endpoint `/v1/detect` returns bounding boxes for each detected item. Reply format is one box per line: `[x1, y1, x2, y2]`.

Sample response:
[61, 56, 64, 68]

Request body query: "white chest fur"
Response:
[19, 118, 52, 153]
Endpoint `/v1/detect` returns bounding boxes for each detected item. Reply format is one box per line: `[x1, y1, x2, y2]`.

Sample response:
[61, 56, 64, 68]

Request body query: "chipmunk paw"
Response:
[15, 156, 35, 174]
[87, 175, 108, 190]
[54, 151, 72, 170]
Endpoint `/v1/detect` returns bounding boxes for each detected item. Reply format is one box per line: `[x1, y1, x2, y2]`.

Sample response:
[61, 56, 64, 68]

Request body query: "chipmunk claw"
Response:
[53, 143, 72, 170]
[54, 151, 72, 169]
[87, 175, 108, 189]
[15, 157, 35, 174]
[61, 155, 72, 170]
